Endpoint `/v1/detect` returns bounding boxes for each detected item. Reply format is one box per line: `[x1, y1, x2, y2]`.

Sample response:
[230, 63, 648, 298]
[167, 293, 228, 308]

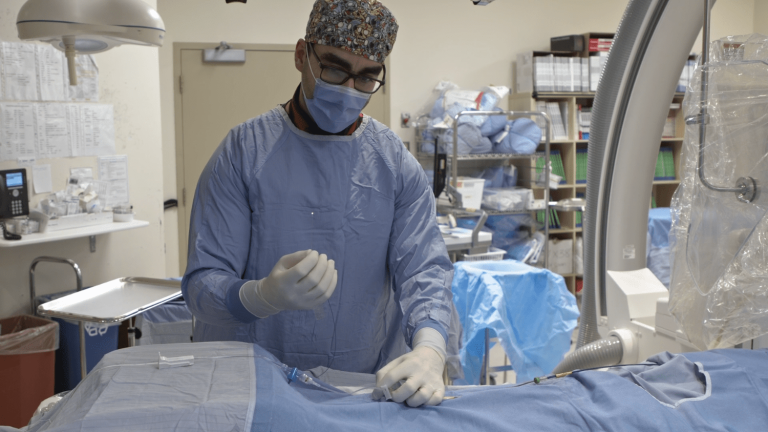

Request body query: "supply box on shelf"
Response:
[550, 35, 584, 53]
[549, 33, 615, 54]
[517, 32, 616, 94]
[515, 51, 584, 94]
[548, 238, 574, 275]
[455, 177, 485, 210]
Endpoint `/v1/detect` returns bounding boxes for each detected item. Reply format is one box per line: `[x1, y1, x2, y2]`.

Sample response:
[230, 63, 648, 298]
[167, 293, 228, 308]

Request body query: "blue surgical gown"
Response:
[182, 107, 454, 374]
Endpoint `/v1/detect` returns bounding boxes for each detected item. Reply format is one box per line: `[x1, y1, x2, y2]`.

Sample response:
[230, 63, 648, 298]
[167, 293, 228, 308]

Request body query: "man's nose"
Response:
[343, 78, 356, 89]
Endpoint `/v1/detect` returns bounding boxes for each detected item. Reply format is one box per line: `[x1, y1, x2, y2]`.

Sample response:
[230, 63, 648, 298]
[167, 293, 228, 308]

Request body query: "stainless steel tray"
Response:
[37, 277, 182, 323]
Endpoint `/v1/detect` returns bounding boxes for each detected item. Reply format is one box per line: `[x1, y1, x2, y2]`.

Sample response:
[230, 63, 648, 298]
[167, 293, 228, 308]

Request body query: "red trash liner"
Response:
[0, 315, 59, 428]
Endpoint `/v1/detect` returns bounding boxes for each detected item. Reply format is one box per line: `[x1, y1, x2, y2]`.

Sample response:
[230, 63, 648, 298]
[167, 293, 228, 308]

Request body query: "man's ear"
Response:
[294, 39, 306, 73]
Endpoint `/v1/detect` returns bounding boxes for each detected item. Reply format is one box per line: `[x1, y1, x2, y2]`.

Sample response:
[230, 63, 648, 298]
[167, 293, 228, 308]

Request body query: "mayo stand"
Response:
[35, 275, 182, 382]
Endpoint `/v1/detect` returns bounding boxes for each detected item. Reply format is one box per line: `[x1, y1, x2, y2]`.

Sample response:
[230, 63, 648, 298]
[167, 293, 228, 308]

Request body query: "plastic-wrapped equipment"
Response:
[669, 34, 768, 349]
[451, 260, 579, 384]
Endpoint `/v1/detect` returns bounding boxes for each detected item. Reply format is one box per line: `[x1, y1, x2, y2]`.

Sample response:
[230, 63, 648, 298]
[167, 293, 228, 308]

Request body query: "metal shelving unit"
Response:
[418, 109, 552, 266]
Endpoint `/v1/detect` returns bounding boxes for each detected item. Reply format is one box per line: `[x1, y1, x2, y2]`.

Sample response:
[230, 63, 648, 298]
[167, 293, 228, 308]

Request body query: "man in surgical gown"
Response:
[182, 0, 454, 407]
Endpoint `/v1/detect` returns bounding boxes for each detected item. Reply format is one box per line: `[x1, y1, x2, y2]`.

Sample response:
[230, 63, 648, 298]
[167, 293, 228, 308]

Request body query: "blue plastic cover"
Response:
[473, 166, 504, 189]
[647, 207, 672, 287]
[506, 233, 544, 263]
[419, 117, 445, 153]
[648, 207, 672, 248]
[429, 96, 445, 118]
[439, 123, 493, 155]
[451, 260, 579, 384]
[479, 109, 507, 137]
[492, 118, 541, 155]
[420, 140, 436, 153]
[447, 104, 486, 128]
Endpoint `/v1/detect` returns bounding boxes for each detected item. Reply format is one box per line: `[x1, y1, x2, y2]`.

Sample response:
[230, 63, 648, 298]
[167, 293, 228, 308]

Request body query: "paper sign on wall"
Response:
[0, 102, 115, 161]
[1, 42, 38, 101]
[0, 42, 99, 102]
[32, 163, 52, 194]
[98, 155, 130, 209]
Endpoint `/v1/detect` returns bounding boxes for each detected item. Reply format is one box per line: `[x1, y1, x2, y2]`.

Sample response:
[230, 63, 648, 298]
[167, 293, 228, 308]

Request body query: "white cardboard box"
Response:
[455, 177, 485, 210]
[45, 212, 113, 232]
[548, 238, 574, 275]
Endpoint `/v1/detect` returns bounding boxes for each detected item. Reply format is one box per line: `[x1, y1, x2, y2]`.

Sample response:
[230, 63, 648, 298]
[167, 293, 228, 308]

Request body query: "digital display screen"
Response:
[6, 172, 23, 188]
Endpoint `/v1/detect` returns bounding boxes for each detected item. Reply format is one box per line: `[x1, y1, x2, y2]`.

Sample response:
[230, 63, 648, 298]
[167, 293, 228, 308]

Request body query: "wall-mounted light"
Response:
[16, 0, 165, 85]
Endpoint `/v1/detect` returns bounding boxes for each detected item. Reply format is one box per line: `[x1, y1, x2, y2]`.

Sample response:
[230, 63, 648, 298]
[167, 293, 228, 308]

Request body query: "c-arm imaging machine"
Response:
[556, 0, 768, 373]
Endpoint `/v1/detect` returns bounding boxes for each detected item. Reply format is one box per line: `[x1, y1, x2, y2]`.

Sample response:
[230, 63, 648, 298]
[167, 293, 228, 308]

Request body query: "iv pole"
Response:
[691, 0, 758, 203]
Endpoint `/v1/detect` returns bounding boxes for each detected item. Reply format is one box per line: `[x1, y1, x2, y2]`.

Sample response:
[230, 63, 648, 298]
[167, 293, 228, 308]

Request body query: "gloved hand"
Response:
[240, 250, 338, 318]
[375, 329, 446, 407]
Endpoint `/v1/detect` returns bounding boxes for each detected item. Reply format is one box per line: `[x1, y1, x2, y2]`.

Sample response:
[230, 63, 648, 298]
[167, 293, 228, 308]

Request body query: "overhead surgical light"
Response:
[16, 0, 165, 85]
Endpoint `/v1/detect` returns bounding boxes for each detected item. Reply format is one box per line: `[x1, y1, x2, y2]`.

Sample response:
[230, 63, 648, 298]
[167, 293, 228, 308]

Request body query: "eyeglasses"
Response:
[308, 43, 386, 94]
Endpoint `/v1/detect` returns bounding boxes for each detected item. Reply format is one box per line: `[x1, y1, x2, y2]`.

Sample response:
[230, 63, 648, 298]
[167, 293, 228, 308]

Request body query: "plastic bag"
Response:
[417, 82, 508, 154]
[472, 166, 518, 189]
[507, 231, 546, 265]
[669, 34, 768, 349]
[0, 315, 59, 355]
[481, 188, 533, 211]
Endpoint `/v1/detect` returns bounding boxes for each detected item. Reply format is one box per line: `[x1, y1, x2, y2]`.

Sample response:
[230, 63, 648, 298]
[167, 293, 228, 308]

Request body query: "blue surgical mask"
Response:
[302, 48, 371, 133]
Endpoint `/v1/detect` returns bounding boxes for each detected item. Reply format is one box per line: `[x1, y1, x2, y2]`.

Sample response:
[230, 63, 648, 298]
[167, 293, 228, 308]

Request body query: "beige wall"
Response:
[0, 0, 165, 318]
[695, 0, 757, 46]
[159, 0, 757, 276]
[756, 0, 768, 34]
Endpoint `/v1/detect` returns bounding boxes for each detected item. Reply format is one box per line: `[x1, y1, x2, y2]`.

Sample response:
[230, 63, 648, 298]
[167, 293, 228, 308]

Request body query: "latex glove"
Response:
[240, 250, 337, 318]
[376, 330, 446, 407]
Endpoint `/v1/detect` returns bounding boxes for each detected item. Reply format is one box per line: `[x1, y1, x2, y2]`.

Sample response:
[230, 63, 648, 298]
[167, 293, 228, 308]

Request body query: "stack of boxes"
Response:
[515, 32, 615, 95]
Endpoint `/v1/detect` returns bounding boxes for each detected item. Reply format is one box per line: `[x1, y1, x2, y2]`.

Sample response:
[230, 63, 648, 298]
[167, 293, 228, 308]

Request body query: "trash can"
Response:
[0, 315, 59, 428]
[36, 290, 119, 393]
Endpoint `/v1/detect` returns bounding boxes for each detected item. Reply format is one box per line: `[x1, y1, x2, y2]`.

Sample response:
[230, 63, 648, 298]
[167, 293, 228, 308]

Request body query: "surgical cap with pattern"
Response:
[305, 0, 398, 62]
